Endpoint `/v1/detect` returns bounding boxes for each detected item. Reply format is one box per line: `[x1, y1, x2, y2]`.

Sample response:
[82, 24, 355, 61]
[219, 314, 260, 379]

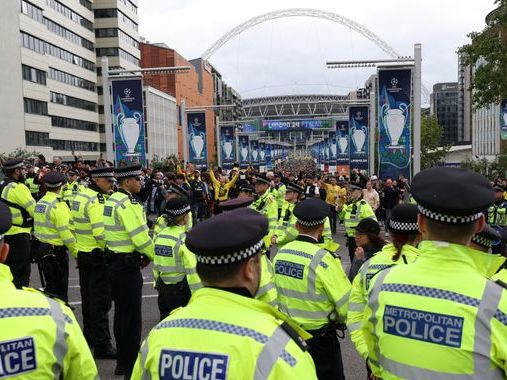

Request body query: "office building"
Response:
[431, 82, 460, 145]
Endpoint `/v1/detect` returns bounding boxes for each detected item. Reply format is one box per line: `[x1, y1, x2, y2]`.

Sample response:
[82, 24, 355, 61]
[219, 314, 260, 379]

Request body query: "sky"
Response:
[138, 0, 495, 102]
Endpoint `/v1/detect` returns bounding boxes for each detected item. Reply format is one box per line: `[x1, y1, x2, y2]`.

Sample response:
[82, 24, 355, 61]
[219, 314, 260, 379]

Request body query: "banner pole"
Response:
[101, 57, 114, 163]
[216, 115, 221, 168]
[181, 99, 188, 164]
[369, 76, 377, 176]
[413, 43, 422, 176]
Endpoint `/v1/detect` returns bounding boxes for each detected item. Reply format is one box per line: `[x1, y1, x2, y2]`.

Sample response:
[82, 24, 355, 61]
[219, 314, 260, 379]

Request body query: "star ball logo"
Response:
[124, 88, 131, 97]
[121, 86, 135, 102]
[355, 111, 363, 121]
[391, 78, 399, 88]
[388, 77, 402, 93]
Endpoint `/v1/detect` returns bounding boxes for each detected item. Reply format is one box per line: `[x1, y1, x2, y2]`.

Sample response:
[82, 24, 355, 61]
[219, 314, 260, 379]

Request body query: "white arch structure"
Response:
[202, 8, 401, 60]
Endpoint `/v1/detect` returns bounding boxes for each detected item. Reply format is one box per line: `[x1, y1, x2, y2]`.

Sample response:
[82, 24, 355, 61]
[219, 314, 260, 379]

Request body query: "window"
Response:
[50, 91, 97, 112]
[118, 10, 138, 31]
[44, 18, 94, 51]
[22, 65, 46, 85]
[119, 29, 139, 48]
[99, 124, 105, 133]
[119, 0, 137, 14]
[45, 0, 93, 31]
[119, 49, 139, 65]
[48, 67, 95, 92]
[50, 139, 99, 151]
[96, 47, 118, 57]
[78, 0, 92, 11]
[20, 0, 43, 23]
[26, 131, 49, 146]
[95, 28, 118, 38]
[94, 8, 117, 18]
[24, 98, 48, 115]
[51, 115, 98, 131]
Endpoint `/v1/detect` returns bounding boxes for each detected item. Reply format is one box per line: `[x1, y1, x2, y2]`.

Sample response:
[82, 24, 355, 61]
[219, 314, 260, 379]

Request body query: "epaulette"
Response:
[129, 194, 138, 204]
[280, 322, 309, 352]
[97, 193, 105, 204]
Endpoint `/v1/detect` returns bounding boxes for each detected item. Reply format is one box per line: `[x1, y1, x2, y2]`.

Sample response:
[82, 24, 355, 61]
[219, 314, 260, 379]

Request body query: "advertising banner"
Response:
[220, 125, 235, 169]
[501, 99, 507, 140]
[265, 143, 272, 169]
[349, 106, 369, 172]
[239, 135, 250, 168]
[250, 140, 259, 169]
[259, 142, 266, 165]
[329, 131, 337, 169]
[323, 138, 330, 165]
[112, 78, 146, 165]
[187, 112, 207, 169]
[336, 120, 350, 177]
[378, 68, 412, 179]
[262, 119, 332, 131]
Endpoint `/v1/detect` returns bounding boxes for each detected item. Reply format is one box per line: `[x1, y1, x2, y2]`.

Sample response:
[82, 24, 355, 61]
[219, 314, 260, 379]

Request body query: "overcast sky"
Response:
[138, 0, 495, 102]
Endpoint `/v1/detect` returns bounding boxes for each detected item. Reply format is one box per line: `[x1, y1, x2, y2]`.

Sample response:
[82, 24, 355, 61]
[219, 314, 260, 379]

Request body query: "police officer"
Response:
[470, 224, 501, 253]
[273, 198, 351, 380]
[153, 184, 192, 238]
[0, 158, 35, 288]
[364, 167, 507, 379]
[25, 164, 40, 201]
[487, 184, 507, 254]
[338, 183, 376, 264]
[104, 164, 154, 378]
[154, 197, 201, 320]
[347, 204, 420, 375]
[273, 172, 286, 218]
[131, 208, 318, 380]
[71, 166, 116, 359]
[61, 168, 81, 206]
[34, 171, 77, 302]
[249, 173, 278, 241]
[0, 201, 98, 379]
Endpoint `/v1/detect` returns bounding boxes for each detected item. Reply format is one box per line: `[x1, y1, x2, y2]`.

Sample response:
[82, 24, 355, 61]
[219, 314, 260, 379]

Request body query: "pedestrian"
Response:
[363, 180, 380, 213]
[104, 164, 155, 378]
[250, 173, 279, 242]
[364, 167, 507, 378]
[131, 208, 318, 379]
[189, 169, 207, 224]
[273, 198, 351, 380]
[487, 184, 507, 254]
[71, 166, 116, 359]
[0, 201, 98, 379]
[153, 197, 201, 320]
[321, 175, 341, 234]
[33, 171, 77, 302]
[0, 158, 36, 288]
[382, 178, 400, 236]
[347, 204, 420, 377]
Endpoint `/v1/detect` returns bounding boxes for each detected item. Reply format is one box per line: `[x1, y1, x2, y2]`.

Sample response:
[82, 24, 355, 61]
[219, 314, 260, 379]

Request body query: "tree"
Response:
[0, 148, 43, 163]
[459, 1, 507, 108]
[460, 155, 507, 179]
[420, 115, 451, 170]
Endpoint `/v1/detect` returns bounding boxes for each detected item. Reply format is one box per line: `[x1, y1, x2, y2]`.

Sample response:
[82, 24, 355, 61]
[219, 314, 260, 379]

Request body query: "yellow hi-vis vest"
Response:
[131, 287, 318, 380]
[0, 263, 98, 379]
[0, 179, 35, 235]
[492, 268, 507, 284]
[364, 241, 507, 379]
[153, 224, 201, 292]
[256, 254, 278, 307]
[339, 199, 376, 237]
[104, 189, 154, 260]
[347, 243, 419, 361]
[153, 212, 193, 240]
[249, 189, 278, 240]
[70, 187, 107, 253]
[61, 180, 81, 205]
[273, 236, 351, 331]
[34, 191, 77, 257]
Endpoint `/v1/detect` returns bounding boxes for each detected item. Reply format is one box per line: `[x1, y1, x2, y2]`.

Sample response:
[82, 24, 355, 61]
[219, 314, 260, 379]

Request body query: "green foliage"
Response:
[151, 154, 180, 172]
[420, 115, 451, 169]
[0, 148, 43, 163]
[460, 155, 507, 179]
[459, 2, 507, 108]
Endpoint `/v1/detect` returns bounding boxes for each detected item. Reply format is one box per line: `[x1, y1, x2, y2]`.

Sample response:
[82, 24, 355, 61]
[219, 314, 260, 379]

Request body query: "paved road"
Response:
[30, 226, 368, 380]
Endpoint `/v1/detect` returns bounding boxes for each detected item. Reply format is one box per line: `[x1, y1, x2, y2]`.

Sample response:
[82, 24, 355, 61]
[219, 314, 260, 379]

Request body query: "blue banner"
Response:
[265, 143, 272, 169]
[251, 140, 259, 169]
[239, 135, 250, 168]
[220, 126, 235, 169]
[259, 142, 266, 165]
[501, 99, 507, 140]
[336, 120, 350, 175]
[112, 78, 146, 165]
[378, 68, 412, 179]
[323, 138, 330, 165]
[329, 131, 337, 168]
[349, 106, 369, 172]
[187, 112, 208, 169]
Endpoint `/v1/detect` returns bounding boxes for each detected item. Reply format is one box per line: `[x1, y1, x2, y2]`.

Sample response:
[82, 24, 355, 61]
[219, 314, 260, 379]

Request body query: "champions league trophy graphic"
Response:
[189, 118, 205, 159]
[222, 139, 233, 160]
[251, 146, 259, 161]
[338, 136, 348, 154]
[260, 147, 266, 161]
[324, 143, 329, 160]
[350, 122, 367, 153]
[117, 112, 142, 156]
[381, 101, 408, 149]
[330, 139, 337, 158]
[503, 108, 507, 125]
[240, 141, 249, 162]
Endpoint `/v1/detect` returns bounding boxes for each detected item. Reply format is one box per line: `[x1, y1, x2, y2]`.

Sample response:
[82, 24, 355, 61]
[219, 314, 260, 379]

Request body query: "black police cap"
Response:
[349, 183, 364, 191]
[239, 184, 254, 194]
[411, 167, 494, 224]
[286, 182, 304, 194]
[43, 171, 66, 188]
[388, 204, 419, 234]
[219, 197, 254, 211]
[90, 167, 114, 179]
[114, 164, 142, 179]
[186, 208, 268, 265]
[168, 184, 189, 198]
[471, 224, 501, 249]
[356, 218, 381, 235]
[255, 173, 271, 186]
[0, 201, 12, 238]
[294, 198, 328, 227]
[2, 158, 24, 171]
[164, 197, 191, 217]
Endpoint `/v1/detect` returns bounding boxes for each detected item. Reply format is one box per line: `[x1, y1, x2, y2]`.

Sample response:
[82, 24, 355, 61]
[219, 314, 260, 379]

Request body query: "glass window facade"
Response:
[51, 115, 98, 131]
[45, 0, 93, 31]
[24, 98, 48, 115]
[48, 67, 95, 92]
[22, 65, 47, 85]
[50, 91, 97, 112]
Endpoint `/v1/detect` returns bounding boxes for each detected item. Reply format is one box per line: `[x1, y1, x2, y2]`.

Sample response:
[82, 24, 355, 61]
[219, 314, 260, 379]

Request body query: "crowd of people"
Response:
[0, 153, 506, 380]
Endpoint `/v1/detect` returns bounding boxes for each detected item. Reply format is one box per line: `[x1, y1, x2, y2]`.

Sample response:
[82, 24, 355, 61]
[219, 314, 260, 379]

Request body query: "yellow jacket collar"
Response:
[0, 263, 15, 289]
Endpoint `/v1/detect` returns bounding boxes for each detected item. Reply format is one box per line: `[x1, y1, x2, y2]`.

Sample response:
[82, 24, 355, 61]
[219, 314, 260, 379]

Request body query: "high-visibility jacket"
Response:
[104, 189, 154, 260]
[61, 180, 82, 205]
[249, 190, 284, 247]
[492, 268, 507, 283]
[364, 240, 507, 379]
[0, 263, 98, 379]
[339, 199, 376, 237]
[274, 183, 286, 209]
[70, 186, 107, 252]
[347, 243, 420, 361]
[34, 191, 77, 257]
[487, 201, 507, 226]
[276, 200, 339, 253]
[256, 254, 278, 307]
[131, 287, 317, 380]
[25, 177, 39, 197]
[153, 212, 193, 240]
[153, 224, 201, 292]
[273, 236, 351, 331]
[0, 178, 35, 235]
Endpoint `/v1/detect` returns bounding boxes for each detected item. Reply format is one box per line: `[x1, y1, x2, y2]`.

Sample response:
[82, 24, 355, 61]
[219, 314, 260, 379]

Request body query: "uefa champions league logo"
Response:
[124, 88, 131, 97]
[391, 78, 399, 88]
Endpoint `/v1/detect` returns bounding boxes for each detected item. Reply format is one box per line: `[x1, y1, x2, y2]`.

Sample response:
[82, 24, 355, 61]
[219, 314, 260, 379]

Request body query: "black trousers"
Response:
[4, 233, 31, 288]
[78, 250, 113, 350]
[157, 278, 191, 320]
[108, 254, 142, 379]
[41, 245, 69, 302]
[307, 328, 345, 380]
[329, 204, 337, 234]
[347, 236, 357, 265]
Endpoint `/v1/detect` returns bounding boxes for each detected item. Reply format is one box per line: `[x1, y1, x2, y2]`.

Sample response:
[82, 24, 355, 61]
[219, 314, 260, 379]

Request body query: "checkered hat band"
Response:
[256, 178, 270, 185]
[45, 182, 63, 188]
[417, 205, 483, 224]
[297, 218, 326, 227]
[196, 238, 264, 265]
[116, 170, 142, 178]
[389, 220, 419, 232]
[471, 235, 493, 248]
[91, 172, 114, 178]
[3, 162, 24, 170]
[167, 205, 190, 217]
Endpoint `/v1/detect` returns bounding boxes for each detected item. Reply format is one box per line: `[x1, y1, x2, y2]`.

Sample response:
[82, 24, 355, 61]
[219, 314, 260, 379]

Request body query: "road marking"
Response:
[68, 294, 158, 306]
[68, 281, 153, 289]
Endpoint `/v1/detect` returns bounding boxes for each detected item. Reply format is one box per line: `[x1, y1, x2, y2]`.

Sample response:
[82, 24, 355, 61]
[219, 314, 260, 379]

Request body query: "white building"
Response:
[0, 0, 140, 160]
[143, 86, 178, 162]
[472, 103, 501, 159]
